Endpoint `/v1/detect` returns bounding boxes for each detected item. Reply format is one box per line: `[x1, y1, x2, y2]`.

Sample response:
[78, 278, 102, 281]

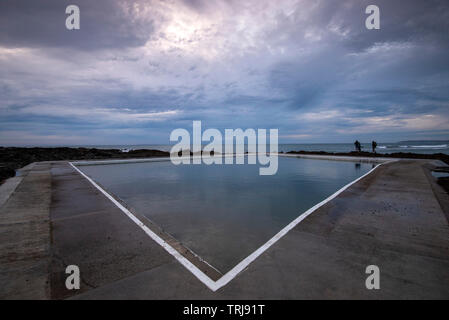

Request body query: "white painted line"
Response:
[73, 153, 392, 167]
[72, 153, 245, 166]
[69, 158, 394, 292]
[69, 162, 217, 291]
[73, 157, 172, 166]
[279, 153, 393, 163]
[213, 160, 394, 290]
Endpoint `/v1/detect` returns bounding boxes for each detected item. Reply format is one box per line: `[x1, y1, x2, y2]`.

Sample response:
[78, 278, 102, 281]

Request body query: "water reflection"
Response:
[79, 157, 372, 273]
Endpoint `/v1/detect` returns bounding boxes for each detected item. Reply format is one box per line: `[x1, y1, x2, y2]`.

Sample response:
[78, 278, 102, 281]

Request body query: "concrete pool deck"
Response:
[0, 157, 448, 299]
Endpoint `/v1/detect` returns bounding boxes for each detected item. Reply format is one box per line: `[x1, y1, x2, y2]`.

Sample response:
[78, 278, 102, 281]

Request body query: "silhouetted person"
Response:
[354, 140, 361, 152]
[372, 140, 377, 153]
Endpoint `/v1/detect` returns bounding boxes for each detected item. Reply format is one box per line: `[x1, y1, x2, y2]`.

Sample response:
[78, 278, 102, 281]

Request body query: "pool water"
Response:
[78, 156, 373, 273]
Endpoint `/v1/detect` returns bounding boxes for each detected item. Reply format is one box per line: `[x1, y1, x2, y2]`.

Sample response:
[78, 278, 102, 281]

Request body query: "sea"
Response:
[73, 140, 449, 155]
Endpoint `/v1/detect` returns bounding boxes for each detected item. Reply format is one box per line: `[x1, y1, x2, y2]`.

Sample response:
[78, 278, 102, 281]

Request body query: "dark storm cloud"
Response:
[309, 0, 449, 51]
[0, 0, 449, 144]
[0, 0, 154, 50]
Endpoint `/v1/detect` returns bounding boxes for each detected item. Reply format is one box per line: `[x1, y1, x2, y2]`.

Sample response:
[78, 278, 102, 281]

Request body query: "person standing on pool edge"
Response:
[354, 140, 361, 152]
[372, 141, 377, 153]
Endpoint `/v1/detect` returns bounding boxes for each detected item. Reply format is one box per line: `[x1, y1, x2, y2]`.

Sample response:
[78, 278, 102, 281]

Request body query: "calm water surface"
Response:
[79, 156, 373, 273]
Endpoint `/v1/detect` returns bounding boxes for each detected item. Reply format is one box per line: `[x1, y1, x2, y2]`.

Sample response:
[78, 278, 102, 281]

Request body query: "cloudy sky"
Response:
[1, 0, 448, 145]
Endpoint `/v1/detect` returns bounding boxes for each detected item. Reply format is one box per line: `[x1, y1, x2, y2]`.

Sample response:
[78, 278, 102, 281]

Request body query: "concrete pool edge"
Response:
[72, 153, 394, 166]
[70, 165, 224, 282]
[69, 156, 395, 292]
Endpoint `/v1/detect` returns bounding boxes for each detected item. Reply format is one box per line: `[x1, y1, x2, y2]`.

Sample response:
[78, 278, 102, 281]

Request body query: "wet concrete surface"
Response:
[0, 162, 51, 299]
[49, 163, 174, 299]
[0, 159, 448, 299]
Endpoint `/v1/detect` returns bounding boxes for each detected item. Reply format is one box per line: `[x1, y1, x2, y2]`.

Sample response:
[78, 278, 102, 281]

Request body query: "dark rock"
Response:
[286, 150, 449, 165]
[0, 146, 170, 184]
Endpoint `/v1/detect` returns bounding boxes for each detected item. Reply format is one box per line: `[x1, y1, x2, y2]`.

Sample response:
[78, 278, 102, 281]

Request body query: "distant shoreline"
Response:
[1, 146, 449, 184]
[4, 141, 448, 155]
